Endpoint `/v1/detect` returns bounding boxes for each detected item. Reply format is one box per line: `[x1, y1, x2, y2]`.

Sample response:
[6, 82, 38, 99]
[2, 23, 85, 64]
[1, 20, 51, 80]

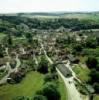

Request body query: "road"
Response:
[33, 54, 39, 65]
[0, 62, 10, 84]
[40, 41, 82, 100]
[57, 69, 82, 100]
[0, 54, 21, 85]
[15, 54, 21, 72]
[0, 65, 6, 70]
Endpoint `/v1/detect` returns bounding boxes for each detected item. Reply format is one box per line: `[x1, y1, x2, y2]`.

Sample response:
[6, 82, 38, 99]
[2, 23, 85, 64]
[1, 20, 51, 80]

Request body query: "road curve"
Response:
[0, 54, 21, 85]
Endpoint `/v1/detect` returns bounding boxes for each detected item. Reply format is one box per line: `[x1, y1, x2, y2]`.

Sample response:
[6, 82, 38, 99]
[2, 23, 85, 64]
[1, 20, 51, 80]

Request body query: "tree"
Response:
[37, 56, 48, 74]
[73, 44, 82, 52]
[26, 59, 36, 70]
[0, 44, 4, 57]
[41, 82, 60, 100]
[85, 37, 97, 48]
[25, 33, 33, 44]
[7, 34, 13, 46]
[96, 64, 99, 71]
[44, 73, 58, 83]
[50, 65, 56, 73]
[32, 95, 47, 100]
[94, 83, 99, 93]
[96, 37, 99, 46]
[86, 56, 98, 69]
[89, 69, 99, 83]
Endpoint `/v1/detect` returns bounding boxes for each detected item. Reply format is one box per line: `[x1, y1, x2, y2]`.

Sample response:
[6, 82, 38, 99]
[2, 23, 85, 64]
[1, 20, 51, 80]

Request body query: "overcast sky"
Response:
[0, 0, 99, 13]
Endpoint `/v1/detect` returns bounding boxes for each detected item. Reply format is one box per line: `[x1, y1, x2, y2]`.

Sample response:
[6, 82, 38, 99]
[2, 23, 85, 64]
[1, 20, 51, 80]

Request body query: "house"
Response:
[67, 54, 79, 64]
[0, 57, 9, 67]
[57, 64, 72, 78]
[19, 53, 32, 60]
[7, 68, 26, 84]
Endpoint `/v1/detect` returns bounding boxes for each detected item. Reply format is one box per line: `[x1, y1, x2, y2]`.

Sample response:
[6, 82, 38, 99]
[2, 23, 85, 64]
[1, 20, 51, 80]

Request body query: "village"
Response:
[0, 15, 99, 100]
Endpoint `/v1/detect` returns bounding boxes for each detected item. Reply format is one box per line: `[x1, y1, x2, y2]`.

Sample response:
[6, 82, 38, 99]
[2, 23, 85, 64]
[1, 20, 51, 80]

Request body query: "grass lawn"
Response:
[79, 56, 87, 64]
[0, 71, 67, 100]
[0, 71, 44, 100]
[13, 36, 27, 45]
[0, 33, 6, 41]
[73, 64, 91, 82]
[58, 76, 67, 100]
[93, 95, 99, 100]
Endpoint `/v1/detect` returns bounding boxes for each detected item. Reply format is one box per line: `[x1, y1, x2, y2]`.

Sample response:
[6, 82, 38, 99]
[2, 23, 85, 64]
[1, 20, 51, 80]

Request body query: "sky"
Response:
[0, 0, 99, 13]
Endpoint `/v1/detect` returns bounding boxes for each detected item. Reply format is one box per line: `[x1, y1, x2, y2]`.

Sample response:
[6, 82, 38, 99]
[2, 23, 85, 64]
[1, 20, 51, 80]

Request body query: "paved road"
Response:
[57, 69, 82, 100]
[0, 62, 11, 84]
[40, 42, 83, 100]
[14, 54, 21, 72]
[40, 42, 53, 64]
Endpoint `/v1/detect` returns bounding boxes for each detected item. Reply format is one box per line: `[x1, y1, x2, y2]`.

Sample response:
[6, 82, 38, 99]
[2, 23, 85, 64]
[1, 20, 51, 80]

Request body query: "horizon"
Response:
[0, 11, 99, 14]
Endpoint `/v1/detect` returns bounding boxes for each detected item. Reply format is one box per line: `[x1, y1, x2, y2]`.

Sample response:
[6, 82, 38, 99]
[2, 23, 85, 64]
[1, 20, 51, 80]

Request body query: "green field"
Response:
[73, 64, 91, 82]
[0, 71, 67, 100]
[21, 13, 99, 22]
[62, 13, 99, 21]
[0, 71, 44, 100]
[93, 95, 99, 100]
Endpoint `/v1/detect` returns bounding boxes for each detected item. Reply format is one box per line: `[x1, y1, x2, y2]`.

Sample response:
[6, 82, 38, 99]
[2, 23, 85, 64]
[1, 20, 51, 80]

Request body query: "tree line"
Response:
[1, 16, 99, 34]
